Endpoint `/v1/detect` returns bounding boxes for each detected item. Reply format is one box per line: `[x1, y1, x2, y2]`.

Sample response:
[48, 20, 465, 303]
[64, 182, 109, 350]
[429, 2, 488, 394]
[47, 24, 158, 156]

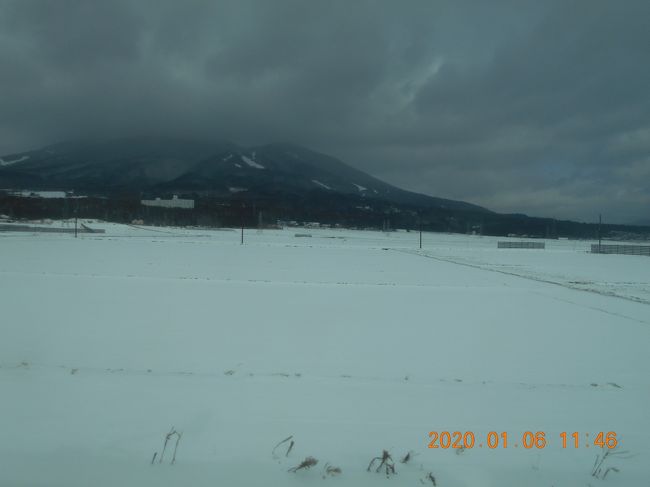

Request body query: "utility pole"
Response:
[598, 213, 602, 252]
[419, 214, 422, 249]
[74, 216, 78, 238]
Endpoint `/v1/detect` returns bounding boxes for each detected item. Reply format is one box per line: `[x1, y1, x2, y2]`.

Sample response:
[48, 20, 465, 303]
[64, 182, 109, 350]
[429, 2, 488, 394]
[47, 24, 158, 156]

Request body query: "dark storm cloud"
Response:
[0, 0, 648, 223]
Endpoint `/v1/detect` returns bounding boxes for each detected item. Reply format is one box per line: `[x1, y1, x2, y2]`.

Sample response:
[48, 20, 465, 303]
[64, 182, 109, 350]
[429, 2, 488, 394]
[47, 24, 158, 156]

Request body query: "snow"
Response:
[223, 154, 233, 161]
[234, 163, 242, 168]
[1, 225, 648, 486]
[228, 187, 247, 193]
[0, 154, 29, 166]
[353, 183, 367, 191]
[312, 179, 331, 190]
[241, 155, 264, 169]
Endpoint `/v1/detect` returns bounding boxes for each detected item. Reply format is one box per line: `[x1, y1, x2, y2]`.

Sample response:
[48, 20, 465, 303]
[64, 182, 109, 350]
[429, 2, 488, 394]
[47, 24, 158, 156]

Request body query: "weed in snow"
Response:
[420, 472, 436, 485]
[591, 447, 634, 480]
[151, 427, 182, 465]
[272, 435, 295, 459]
[367, 449, 396, 476]
[288, 456, 318, 473]
[322, 463, 342, 478]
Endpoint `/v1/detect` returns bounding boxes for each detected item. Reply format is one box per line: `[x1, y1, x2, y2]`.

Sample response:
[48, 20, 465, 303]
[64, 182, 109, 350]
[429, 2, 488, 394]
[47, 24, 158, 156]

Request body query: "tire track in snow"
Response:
[393, 249, 650, 327]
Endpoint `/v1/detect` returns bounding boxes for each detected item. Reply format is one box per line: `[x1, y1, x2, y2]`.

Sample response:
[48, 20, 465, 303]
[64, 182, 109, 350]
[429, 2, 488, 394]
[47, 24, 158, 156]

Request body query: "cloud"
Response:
[0, 0, 648, 223]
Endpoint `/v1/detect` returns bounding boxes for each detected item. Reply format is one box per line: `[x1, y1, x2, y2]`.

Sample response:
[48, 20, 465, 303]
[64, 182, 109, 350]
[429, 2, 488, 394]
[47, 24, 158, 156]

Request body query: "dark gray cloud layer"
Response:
[1, 0, 648, 223]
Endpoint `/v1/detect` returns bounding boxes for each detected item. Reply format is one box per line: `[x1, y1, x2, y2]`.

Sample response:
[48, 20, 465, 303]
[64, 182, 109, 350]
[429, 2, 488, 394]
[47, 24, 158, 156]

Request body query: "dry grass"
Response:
[322, 463, 342, 477]
[272, 435, 294, 459]
[367, 449, 396, 476]
[288, 456, 318, 473]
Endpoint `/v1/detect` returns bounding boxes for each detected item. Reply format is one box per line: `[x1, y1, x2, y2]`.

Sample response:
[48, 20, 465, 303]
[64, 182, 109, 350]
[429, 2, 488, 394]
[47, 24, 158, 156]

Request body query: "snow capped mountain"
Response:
[0, 137, 487, 212]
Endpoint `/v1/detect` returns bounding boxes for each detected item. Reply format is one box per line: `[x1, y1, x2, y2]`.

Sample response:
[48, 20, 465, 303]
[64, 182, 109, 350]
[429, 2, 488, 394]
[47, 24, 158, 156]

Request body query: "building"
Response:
[141, 195, 194, 209]
[6, 190, 68, 198]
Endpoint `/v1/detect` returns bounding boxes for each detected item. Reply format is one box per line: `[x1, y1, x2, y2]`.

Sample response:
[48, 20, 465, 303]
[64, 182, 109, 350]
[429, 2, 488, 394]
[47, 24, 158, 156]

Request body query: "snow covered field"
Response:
[1, 222, 649, 486]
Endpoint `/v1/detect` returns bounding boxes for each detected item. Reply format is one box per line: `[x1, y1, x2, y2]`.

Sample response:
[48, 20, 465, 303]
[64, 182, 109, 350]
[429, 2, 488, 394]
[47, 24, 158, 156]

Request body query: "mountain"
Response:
[2, 137, 650, 239]
[0, 137, 487, 213]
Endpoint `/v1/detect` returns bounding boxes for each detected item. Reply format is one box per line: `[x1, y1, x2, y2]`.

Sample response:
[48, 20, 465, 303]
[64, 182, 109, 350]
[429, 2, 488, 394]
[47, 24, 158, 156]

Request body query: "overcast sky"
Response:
[1, 0, 648, 224]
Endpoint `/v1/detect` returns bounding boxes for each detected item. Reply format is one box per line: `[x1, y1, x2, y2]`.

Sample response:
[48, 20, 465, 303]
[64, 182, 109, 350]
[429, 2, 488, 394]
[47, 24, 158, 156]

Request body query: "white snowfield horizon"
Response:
[1, 222, 648, 486]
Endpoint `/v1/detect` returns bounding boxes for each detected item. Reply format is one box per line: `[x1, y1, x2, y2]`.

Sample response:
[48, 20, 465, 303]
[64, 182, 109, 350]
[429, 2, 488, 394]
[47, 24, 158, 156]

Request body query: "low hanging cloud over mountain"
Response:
[0, 0, 648, 223]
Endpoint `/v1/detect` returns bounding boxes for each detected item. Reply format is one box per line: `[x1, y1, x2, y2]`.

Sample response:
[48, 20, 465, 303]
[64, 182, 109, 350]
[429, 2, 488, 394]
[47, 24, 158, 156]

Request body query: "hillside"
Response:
[0, 137, 486, 212]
